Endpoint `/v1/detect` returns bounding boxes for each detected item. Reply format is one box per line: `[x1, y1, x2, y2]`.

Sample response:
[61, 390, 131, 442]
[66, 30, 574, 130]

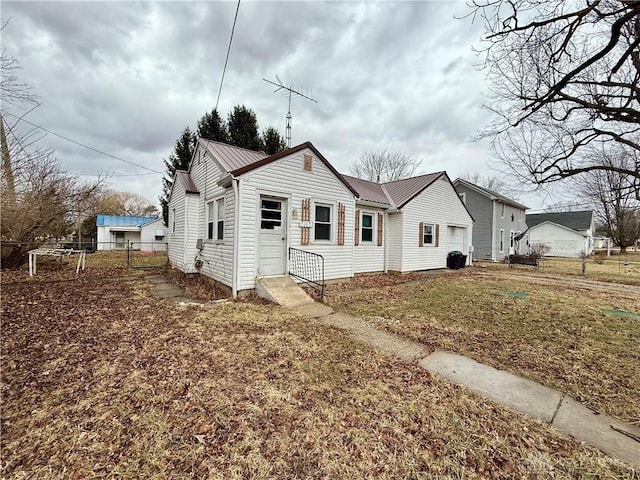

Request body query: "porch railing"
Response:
[288, 247, 325, 300]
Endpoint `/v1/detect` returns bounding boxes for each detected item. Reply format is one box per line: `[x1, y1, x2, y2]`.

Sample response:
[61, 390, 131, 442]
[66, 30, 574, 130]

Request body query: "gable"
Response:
[529, 221, 587, 237]
[453, 178, 528, 210]
[401, 174, 474, 223]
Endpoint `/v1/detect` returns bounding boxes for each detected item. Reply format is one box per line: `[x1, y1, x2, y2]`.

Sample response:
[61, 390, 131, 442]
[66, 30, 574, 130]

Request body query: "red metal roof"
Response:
[200, 138, 267, 172]
[342, 175, 391, 206]
[175, 170, 199, 194]
[382, 172, 445, 209]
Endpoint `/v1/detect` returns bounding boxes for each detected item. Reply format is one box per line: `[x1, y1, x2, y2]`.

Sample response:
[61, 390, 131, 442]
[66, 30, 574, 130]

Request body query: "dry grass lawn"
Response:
[326, 270, 640, 427]
[2, 266, 637, 478]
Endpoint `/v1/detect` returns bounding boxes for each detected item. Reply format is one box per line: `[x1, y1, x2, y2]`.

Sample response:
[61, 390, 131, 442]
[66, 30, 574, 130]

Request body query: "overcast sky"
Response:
[1, 0, 550, 210]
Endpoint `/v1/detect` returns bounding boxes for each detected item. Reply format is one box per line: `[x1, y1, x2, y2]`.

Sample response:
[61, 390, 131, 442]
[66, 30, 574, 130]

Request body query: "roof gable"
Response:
[530, 220, 588, 237]
[453, 178, 528, 210]
[526, 210, 593, 231]
[199, 138, 267, 172]
[383, 172, 445, 209]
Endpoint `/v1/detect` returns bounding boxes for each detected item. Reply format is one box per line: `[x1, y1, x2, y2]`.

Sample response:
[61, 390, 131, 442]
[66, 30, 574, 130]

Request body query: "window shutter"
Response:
[301, 198, 311, 246]
[354, 209, 360, 246]
[377, 212, 383, 246]
[435, 224, 440, 247]
[337, 203, 345, 246]
[419, 222, 424, 247]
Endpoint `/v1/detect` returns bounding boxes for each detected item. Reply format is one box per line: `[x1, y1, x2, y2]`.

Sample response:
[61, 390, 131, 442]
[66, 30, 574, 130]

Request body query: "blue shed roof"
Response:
[96, 215, 157, 227]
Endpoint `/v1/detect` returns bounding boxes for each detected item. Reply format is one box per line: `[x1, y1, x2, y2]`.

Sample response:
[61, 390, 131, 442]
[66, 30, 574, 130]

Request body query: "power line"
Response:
[215, 0, 241, 112]
[3, 112, 164, 174]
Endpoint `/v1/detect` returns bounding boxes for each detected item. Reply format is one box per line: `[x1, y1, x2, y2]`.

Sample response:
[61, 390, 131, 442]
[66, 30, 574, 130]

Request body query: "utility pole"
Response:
[263, 76, 317, 148]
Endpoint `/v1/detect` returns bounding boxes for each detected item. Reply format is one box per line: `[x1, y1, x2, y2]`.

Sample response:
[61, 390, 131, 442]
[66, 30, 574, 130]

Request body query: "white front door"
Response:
[258, 196, 287, 276]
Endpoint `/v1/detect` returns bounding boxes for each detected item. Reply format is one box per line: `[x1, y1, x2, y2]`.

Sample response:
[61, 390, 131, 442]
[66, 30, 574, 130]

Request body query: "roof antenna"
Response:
[263, 76, 318, 148]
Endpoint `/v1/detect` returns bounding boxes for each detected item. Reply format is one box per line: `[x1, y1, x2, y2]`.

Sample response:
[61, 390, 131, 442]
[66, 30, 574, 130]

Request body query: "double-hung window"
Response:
[207, 198, 225, 241]
[314, 204, 332, 241]
[361, 213, 374, 242]
[423, 224, 434, 245]
[499, 229, 505, 252]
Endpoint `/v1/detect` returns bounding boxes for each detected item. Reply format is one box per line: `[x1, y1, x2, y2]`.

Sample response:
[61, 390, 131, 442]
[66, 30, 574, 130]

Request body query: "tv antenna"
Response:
[263, 76, 317, 148]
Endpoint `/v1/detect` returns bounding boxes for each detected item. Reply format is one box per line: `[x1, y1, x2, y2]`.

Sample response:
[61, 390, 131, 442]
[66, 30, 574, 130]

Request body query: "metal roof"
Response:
[200, 138, 267, 172]
[175, 170, 199, 194]
[96, 215, 157, 227]
[526, 210, 594, 232]
[342, 175, 391, 206]
[453, 178, 528, 210]
[382, 172, 445, 209]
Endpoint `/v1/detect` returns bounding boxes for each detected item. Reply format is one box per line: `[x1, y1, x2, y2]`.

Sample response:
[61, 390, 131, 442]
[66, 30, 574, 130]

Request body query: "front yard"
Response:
[326, 269, 640, 426]
[1, 266, 637, 478]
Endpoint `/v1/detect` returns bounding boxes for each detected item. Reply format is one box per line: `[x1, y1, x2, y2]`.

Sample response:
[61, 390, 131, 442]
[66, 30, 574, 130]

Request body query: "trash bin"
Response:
[447, 251, 463, 269]
[459, 254, 467, 268]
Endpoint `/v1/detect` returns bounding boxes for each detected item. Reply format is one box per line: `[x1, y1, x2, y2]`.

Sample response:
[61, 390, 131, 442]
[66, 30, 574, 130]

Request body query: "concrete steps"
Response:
[255, 276, 314, 307]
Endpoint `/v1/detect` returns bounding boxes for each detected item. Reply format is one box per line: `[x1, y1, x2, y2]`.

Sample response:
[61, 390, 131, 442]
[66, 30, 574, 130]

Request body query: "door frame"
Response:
[256, 191, 290, 277]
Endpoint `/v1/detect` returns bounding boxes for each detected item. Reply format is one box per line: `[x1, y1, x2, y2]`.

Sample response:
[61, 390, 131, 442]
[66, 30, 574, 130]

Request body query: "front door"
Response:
[258, 196, 287, 276]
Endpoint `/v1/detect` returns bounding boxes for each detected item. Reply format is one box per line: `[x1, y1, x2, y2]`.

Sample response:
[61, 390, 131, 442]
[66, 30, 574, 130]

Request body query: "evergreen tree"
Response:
[197, 108, 229, 143]
[160, 127, 195, 225]
[227, 105, 261, 151]
[261, 126, 287, 155]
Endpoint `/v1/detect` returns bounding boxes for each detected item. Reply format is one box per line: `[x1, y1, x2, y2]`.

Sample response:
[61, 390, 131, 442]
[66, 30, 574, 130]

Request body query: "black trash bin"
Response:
[459, 254, 468, 268]
[447, 251, 463, 269]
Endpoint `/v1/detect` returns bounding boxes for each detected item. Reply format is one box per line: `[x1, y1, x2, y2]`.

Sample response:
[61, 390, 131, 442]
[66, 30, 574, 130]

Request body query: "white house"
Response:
[168, 139, 474, 298]
[526, 210, 595, 257]
[96, 215, 167, 251]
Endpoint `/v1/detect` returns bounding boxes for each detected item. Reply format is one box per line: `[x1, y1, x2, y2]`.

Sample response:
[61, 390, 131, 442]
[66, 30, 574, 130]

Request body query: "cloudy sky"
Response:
[1, 1, 549, 210]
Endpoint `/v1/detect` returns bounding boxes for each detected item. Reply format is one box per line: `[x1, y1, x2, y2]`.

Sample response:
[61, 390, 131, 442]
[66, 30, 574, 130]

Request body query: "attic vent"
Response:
[303, 154, 313, 171]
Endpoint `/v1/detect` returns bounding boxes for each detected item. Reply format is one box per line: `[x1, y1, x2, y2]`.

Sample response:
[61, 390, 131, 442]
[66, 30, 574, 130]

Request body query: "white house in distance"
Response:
[168, 138, 473, 298]
[525, 210, 595, 257]
[96, 215, 167, 251]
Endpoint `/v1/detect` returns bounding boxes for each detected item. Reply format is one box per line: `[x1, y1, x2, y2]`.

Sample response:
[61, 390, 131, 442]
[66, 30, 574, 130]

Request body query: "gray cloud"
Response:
[1, 0, 539, 209]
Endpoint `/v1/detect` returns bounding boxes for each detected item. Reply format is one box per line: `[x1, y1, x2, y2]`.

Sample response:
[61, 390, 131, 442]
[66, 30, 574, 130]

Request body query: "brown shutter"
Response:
[301, 198, 311, 246]
[337, 203, 345, 246]
[435, 224, 440, 247]
[377, 212, 383, 247]
[419, 222, 424, 247]
[354, 209, 360, 246]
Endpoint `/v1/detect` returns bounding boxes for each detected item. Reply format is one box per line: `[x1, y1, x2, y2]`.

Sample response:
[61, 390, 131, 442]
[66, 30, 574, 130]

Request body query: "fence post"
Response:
[581, 252, 587, 276]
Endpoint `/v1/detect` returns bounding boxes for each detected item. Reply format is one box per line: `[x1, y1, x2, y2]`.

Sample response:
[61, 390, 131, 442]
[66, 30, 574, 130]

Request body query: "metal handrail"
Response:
[288, 247, 325, 300]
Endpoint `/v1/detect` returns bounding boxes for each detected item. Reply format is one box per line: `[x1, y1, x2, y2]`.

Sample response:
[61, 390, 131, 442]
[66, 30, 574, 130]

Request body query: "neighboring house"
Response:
[96, 215, 167, 251]
[525, 210, 595, 257]
[452, 178, 528, 261]
[168, 138, 473, 298]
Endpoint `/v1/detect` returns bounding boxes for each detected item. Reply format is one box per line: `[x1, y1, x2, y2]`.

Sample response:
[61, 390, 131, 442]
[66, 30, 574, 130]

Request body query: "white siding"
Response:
[140, 219, 167, 252]
[168, 186, 186, 270]
[96, 226, 109, 250]
[237, 147, 356, 291]
[386, 212, 403, 271]
[354, 206, 385, 273]
[400, 178, 473, 271]
[189, 150, 234, 285]
[527, 223, 587, 258]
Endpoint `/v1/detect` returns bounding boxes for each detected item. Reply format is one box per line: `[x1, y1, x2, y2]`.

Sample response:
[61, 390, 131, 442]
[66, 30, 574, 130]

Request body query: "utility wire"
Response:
[3, 112, 164, 174]
[215, 0, 241, 112]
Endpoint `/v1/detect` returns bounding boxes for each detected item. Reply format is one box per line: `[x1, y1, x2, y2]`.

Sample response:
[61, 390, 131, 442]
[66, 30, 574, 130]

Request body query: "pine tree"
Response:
[160, 127, 195, 225]
[227, 105, 261, 151]
[261, 126, 287, 155]
[197, 108, 229, 143]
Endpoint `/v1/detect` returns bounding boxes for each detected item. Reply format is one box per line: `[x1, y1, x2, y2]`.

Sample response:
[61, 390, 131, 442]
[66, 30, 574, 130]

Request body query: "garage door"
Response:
[447, 226, 465, 251]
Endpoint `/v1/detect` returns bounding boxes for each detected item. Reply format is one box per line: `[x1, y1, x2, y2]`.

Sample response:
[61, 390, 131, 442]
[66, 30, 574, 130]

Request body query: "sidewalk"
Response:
[292, 302, 640, 469]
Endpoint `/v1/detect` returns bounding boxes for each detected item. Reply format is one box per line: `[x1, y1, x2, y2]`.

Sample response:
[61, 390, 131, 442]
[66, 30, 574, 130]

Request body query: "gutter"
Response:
[231, 176, 240, 299]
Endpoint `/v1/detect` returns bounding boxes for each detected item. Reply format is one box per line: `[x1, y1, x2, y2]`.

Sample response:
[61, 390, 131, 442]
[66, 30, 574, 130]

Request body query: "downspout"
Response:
[232, 176, 240, 299]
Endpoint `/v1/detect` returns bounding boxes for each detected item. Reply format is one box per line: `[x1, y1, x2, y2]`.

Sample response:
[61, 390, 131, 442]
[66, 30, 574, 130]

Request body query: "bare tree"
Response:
[98, 191, 158, 217]
[350, 150, 421, 183]
[469, 0, 640, 199]
[578, 146, 640, 253]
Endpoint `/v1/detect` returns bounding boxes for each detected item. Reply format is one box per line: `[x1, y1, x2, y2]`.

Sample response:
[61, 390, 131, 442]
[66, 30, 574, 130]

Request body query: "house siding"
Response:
[528, 223, 589, 257]
[354, 206, 385, 273]
[493, 202, 527, 260]
[140, 219, 167, 252]
[455, 185, 493, 259]
[189, 151, 235, 286]
[168, 185, 186, 269]
[386, 212, 403, 271]
[237, 147, 356, 291]
[401, 178, 473, 271]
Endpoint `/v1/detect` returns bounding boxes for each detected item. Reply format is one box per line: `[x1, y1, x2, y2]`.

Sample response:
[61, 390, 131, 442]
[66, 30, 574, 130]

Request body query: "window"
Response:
[499, 229, 505, 252]
[510, 230, 515, 249]
[260, 198, 282, 230]
[500, 202, 505, 218]
[216, 198, 224, 240]
[423, 224, 434, 245]
[459, 192, 466, 204]
[154, 235, 164, 241]
[361, 213, 373, 242]
[207, 198, 225, 240]
[314, 204, 332, 241]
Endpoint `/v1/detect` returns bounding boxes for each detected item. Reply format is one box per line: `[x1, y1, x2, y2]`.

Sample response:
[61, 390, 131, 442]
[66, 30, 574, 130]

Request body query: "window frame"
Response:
[423, 223, 435, 246]
[499, 228, 505, 253]
[207, 197, 225, 242]
[361, 212, 375, 243]
[313, 202, 333, 242]
[216, 198, 225, 241]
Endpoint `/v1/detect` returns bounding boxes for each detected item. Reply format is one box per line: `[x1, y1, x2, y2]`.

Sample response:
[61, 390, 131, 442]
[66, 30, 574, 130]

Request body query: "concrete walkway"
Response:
[145, 274, 192, 303]
[292, 302, 640, 469]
